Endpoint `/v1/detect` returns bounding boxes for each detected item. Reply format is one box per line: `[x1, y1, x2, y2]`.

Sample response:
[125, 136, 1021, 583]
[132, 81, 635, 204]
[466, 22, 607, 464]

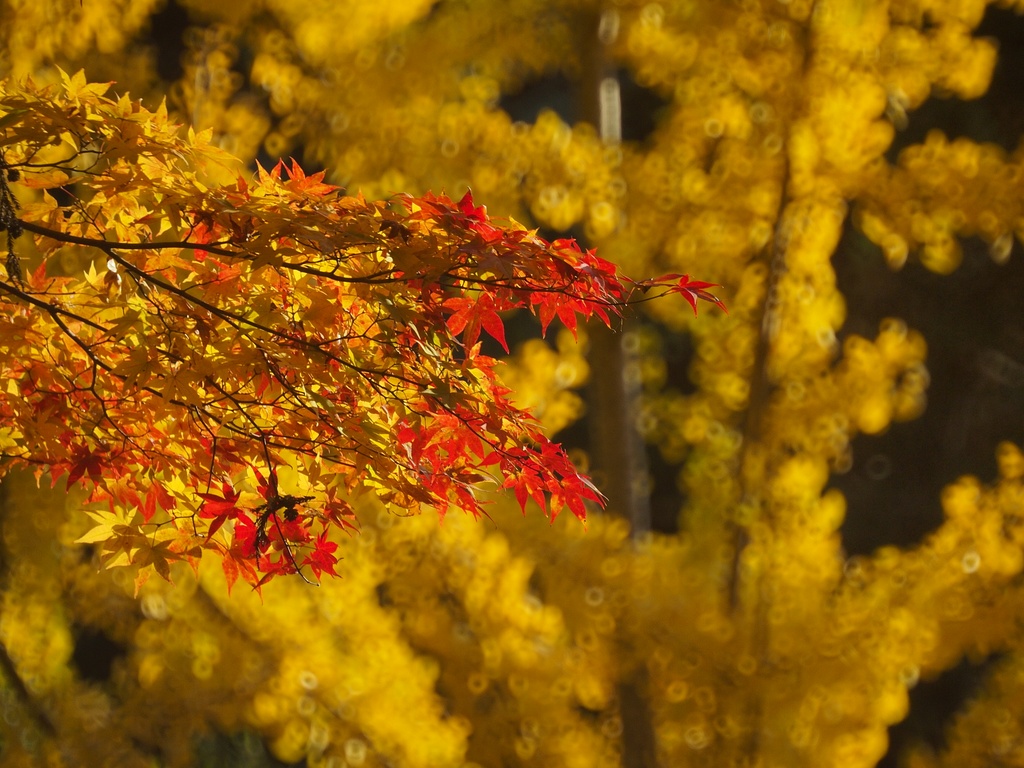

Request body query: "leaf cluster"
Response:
[0, 71, 722, 589]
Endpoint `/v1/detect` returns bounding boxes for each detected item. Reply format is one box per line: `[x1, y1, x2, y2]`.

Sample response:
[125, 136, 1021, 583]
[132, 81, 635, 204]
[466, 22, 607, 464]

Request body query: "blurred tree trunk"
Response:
[578, 9, 657, 768]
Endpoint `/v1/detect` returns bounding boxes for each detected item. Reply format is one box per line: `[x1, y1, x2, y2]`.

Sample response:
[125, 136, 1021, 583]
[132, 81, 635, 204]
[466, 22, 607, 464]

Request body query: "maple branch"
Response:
[0, 277, 106, 333]
[16, 217, 236, 256]
[93, 246, 428, 393]
[0, 281, 304, 490]
[0, 636, 57, 739]
[0, 73, 728, 589]
[17, 218, 404, 286]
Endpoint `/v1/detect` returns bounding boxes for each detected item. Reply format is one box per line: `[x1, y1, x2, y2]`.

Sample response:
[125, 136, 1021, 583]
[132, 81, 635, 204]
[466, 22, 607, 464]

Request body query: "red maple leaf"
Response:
[304, 532, 340, 580]
[457, 189, 487, 222]
[198, 482, 243, 537]
[65, 449, 106, 488]
[444, 294, 509, 352]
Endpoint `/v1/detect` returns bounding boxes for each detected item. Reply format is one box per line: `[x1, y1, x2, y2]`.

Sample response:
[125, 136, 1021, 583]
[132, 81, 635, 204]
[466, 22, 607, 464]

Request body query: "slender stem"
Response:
[0, 481, 58, 740]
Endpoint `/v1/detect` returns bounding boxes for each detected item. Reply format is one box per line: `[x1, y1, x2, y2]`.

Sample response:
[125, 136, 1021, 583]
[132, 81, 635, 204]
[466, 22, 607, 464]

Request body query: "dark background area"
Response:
[841, 7, 1024, 763]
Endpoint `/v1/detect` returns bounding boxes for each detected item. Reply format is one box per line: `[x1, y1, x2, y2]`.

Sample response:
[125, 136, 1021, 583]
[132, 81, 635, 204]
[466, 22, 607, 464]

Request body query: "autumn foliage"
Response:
[0, 71, 722, 590]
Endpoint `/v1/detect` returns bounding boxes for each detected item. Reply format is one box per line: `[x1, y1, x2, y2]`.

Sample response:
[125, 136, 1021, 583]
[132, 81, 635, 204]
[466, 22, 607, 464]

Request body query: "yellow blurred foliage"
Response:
[1, 0, 1024, 766]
